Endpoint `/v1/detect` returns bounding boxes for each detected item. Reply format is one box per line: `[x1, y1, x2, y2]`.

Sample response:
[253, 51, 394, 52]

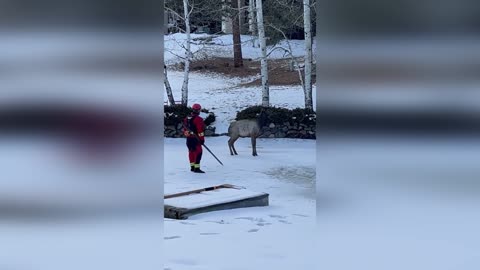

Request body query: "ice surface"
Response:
[164, 137, 316, 270]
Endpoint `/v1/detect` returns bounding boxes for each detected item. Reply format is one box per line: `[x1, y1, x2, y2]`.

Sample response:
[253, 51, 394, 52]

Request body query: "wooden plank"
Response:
[164, 186, 269, 220]
[164, 184, 241, 199]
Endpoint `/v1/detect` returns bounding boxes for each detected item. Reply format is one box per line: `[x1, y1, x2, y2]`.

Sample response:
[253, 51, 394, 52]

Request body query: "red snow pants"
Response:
[186, 137, 203, 167]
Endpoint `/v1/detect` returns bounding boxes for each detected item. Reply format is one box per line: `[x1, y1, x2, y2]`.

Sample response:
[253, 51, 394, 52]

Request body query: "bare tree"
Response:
[267, 24, 305, 95]
[256, 0, 269, 107]
[180, 0, 193, 105]
[248, 0, 259, 47]
[164, 65, 176, 105]
[303, 0, 313, 110]
[248, 0, 256, 35]
[232, 0, 244, 67]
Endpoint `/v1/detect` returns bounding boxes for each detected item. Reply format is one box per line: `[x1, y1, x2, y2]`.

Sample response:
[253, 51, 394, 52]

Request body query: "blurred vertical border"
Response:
[316, 1, 480, 270]
[0, 1, 165, 270]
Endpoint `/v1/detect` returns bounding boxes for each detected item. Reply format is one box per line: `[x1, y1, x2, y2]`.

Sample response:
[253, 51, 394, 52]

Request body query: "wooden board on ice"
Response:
[164, 186, 269, 219]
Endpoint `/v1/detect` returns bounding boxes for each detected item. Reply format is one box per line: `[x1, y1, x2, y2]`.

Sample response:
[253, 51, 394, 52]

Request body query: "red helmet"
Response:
[192, 103, 201, 110]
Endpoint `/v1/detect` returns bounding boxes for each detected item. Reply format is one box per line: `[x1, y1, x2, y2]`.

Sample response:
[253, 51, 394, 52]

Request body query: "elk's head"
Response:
[257, 108, 269, 127]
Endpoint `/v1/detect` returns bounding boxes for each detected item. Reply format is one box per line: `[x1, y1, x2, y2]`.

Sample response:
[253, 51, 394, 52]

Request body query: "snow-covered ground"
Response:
[165, 33, 316, 65]
[164, 137, 316, 270]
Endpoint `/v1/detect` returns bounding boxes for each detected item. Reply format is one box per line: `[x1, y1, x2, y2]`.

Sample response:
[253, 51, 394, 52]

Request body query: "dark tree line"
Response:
[317, 0, 480, 36]
[166, 0, 317, 44]
[166, 0, 225, 34]
[0, 0, 163, 28]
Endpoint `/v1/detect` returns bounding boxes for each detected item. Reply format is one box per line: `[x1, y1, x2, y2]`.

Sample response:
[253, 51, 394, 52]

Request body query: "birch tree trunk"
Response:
[164, 65, 176, 105]
[181, 0, 191, 106]
[232, 0, 244, 67]
[303, 0, 313, 110]
[248, 0, 256, 34]
[248, 0, 258, 47]
[256, 0, 269, 107]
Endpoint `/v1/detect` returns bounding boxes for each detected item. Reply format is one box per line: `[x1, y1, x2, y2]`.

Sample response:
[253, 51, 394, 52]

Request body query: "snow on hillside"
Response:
[165, 33, 316, 65]
[164, 137, 316, 270]
[165, 33, 316, 134]
[164, 70, 316, 134]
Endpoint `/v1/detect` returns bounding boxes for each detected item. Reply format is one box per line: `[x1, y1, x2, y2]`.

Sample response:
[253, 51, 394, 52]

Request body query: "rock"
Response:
[269, 123, 275, 128]
[300, 130, 307, 135]
[269, 134, 275, 138]
[177, 123, 183, 130]
[275, 131, 286, 138]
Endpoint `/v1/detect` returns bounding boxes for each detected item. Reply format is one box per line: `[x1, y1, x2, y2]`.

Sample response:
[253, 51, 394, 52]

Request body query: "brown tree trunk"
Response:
[232, 0, 243, 67]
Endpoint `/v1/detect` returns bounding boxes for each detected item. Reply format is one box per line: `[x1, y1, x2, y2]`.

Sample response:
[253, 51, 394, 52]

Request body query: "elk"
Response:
[228, 110, 268, 156]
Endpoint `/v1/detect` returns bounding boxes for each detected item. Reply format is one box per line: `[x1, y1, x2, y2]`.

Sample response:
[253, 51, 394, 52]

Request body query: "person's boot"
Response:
[194, 167, 205, 173]
[191, 166, 195, 172]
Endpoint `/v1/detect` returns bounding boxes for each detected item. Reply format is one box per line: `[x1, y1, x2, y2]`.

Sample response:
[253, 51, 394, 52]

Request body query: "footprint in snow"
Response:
[293, 214, 309, 218]
[205, 220, 228, 224]
[248, 228, 260, 233]
[200, 232, 220, 235]
[278, 220, 292, 224]
[269, 214, 287, 219]
[256, 222, 272, 227]
[235, 217, 255, 221]
[180, 221, 196, 225]
[164, 236, 181, 240]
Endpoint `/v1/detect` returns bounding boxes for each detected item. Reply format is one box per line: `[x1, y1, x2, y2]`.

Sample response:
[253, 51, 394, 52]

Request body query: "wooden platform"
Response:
[164, 185, 269, 220]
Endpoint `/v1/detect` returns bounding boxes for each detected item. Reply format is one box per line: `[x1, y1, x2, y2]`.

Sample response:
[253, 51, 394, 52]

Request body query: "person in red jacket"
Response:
[183, 103, 206, 173]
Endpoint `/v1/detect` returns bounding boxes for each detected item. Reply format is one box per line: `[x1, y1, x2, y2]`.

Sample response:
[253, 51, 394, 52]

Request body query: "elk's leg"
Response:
[252, 136, 258, 156]
[228, 138, 234, 156]
[231, 137, 239, 155]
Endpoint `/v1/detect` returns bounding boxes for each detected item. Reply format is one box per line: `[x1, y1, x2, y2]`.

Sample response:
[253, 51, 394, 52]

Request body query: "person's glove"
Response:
[200, 140, 205, 145]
